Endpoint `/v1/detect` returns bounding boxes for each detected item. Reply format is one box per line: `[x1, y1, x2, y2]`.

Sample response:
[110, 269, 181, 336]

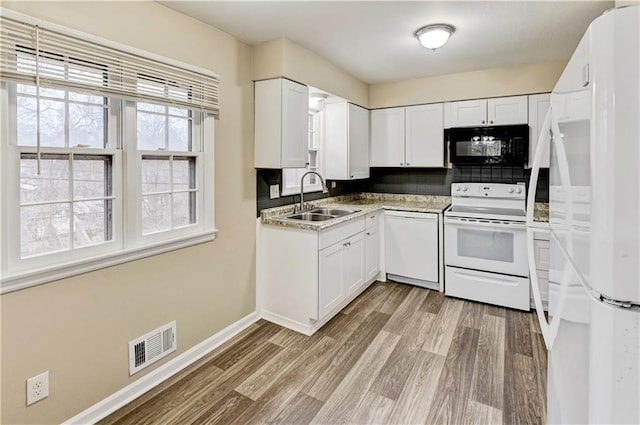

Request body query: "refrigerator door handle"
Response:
[527, 227, 551, 348]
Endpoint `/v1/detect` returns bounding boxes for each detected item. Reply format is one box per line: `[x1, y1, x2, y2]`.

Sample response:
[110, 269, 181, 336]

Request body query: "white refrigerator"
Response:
[527, 6, 640, 424]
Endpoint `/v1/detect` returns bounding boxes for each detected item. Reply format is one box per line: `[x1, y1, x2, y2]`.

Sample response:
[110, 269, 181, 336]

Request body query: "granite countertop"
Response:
[533, 202, 549, 223]
[261, 193, 550, 231]
[261, 193, 451, 231]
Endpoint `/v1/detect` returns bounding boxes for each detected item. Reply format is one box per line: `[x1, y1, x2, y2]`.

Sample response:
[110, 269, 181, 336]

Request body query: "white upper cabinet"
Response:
[371, 104, 444, 167]
[448, 99, 488, 127]
[445, 96, 528, 127]
[527, 93, 551, 168]
[488, 96, 528, 125]
[324, 102, 370, 180]
[370, 108, 405, 166]
[405, 103, 444, 167]
[254, 78, 309, 168]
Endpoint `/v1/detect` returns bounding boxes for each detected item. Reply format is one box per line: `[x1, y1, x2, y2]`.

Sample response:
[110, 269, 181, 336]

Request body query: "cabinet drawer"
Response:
[365, 210, 381, 229]
[319, 217, 365, 250]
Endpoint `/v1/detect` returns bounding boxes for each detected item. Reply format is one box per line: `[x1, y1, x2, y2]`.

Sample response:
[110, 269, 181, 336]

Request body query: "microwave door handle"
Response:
[526, 108, 552, 226]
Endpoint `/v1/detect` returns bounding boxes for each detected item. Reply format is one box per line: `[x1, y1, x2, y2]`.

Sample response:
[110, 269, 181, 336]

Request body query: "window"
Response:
[282, 110, 323, 195]
[0, 12, 219, 293]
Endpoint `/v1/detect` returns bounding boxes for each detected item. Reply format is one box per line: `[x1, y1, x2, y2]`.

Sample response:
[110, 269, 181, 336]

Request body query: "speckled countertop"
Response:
[261, 193, 550, 231]
[261, 193, 451, 231]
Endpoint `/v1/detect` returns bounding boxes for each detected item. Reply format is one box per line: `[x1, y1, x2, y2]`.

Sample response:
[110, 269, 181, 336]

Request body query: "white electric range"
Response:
[444, 182, 530, 310]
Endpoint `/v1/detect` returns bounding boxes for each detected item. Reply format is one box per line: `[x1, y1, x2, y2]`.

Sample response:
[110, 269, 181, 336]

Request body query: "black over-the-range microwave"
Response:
[447, 124, 529, 166]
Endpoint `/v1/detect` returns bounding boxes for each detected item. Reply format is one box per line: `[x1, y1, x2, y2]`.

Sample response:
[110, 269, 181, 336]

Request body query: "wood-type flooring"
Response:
[100, 281, 547, 425]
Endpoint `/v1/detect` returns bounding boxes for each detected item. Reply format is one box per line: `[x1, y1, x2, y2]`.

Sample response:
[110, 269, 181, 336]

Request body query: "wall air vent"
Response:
[128, 321, 177, 375]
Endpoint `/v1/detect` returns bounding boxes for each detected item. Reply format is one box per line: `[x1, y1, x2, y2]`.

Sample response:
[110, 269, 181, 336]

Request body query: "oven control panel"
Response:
[451, 182, 526, 199]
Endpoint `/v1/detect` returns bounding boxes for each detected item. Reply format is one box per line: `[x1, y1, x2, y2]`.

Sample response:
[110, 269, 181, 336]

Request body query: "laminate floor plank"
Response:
[309, 331, 400, 425]
[422, 296, 464, 355]
[463, 400, 503, 425]
[386, 350, 446, 425]
[458, 300, 485, 330]
[270, 393, 324, 425]
[375, 283, 413, 314]
[100, 283, 546, 425]
[210, 321, 282, 370]
[470, 314, 505, 410]
[382, 286, 428, 335]
[424, 325, 480, 425]
[418, 289, 446, 314]
[347, 392, 395, 425]
[229, 335, 337, 425]
[503, 352, 542, 425]
[303, 311, 391, 402]
[505, 308, 533, 357]
[190, 390, 254, 425]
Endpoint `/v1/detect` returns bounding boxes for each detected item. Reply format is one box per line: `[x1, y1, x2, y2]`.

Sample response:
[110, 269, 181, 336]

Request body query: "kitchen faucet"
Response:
[297, 171, 328, 212]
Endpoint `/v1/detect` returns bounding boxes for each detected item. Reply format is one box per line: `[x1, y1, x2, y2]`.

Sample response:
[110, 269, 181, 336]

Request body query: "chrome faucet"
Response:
[298, 171, 328, 212]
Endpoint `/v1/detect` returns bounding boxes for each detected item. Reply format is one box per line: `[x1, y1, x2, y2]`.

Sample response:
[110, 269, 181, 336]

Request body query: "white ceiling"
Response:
[160, 1, 613, 84]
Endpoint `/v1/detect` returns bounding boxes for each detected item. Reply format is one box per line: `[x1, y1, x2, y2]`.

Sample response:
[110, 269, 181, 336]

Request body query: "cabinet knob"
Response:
[366, 232, 371, 236]
[400, 162, 403, 166]
[406, 162, 410, 165]
[350, 175, 354, 178]
[489, 120, 494, 124]
[481, 120, 486, 124]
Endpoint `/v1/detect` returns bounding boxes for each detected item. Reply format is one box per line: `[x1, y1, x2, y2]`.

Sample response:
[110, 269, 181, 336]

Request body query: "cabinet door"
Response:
[370, 108, 405, 166]
[449, 99, 487, 127]
[365, 227, 379, 283]
[527, 93, 551, 168]
[344, 232, 366, 297]
[319, 242, 345, 320]
[281, 79, 309, 168]
[405, 103, 444, 167]
[348, 104, 370, 179]
[487, 95, 528, 125]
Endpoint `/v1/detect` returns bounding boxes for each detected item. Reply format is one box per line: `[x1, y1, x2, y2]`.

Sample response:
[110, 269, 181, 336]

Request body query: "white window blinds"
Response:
[0, 11, 220, 116]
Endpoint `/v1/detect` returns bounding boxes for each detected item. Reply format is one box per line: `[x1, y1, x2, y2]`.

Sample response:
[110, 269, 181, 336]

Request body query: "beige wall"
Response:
[252, 38, 370, 108]
[0, 2, 256, 424]
[615, 0, 639, 6]
[369, 61, 567, 109]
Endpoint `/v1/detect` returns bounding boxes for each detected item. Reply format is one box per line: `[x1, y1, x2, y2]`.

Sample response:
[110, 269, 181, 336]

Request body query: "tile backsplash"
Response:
[256, 166, 549, 216]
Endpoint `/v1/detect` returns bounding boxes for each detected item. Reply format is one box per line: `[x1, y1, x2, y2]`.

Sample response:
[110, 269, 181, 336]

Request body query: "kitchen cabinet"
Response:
[446, 96, 528, 127]
[370, 104, 444, 167]
[531, 228, 550, 309]
[370, 108, 405, 166]
[527, 93, 551, 168]
[254, 78, 309, 168]
[261, 214, 380, 335]
[364, 211, 380, 283]
[324, 102, 370, 180]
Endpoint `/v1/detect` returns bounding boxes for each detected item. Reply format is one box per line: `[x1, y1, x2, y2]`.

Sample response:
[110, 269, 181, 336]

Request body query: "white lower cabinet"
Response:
[319, 232, 365, 319]
[261, 214, 380, 335]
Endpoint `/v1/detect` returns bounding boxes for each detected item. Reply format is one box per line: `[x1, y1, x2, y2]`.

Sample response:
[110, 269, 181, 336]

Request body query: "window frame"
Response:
[0, 83, 216, 294]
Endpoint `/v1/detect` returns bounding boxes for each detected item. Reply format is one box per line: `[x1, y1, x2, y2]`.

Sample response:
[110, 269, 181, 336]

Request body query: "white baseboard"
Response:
[261, 310, 313, 336]
[64, 311, 259, 425]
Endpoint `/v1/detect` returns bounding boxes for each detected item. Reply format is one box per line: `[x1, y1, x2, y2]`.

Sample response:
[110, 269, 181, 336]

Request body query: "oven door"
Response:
[445, 216, 528, 276]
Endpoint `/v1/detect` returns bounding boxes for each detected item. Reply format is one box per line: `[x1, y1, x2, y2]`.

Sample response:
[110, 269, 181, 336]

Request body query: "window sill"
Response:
[0, 230, 218, 294]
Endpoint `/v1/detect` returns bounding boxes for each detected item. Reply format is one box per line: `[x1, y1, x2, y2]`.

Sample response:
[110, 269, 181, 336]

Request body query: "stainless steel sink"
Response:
[285, 212, 335, 222]
[308, 208, 360, 216]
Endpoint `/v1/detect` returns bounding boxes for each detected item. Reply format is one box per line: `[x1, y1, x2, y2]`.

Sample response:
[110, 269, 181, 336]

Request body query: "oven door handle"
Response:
[445, 217, 526, 230]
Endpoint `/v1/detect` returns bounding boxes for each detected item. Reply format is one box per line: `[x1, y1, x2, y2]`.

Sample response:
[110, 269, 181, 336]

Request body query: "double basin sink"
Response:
[282, 207, 360, 222]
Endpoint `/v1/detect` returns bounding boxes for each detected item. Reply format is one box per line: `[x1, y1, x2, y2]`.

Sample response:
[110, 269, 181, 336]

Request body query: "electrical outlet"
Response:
[26, 371, 49, 406]
[269, 184, 280, 199]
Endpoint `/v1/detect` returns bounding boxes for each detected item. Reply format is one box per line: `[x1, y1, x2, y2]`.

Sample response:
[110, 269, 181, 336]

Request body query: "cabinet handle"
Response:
[370, 216, 376, 219]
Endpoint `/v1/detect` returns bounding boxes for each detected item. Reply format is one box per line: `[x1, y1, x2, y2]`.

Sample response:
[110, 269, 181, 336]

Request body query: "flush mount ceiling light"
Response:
[415, 24, 456, 51]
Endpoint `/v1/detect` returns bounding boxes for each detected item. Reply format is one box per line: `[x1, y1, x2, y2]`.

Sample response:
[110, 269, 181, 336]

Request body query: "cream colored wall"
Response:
[615, 0, 639, 6]
[369, 61, 567, 108]
[0, 2, 255, 424]
[251, 38, 370, 107]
